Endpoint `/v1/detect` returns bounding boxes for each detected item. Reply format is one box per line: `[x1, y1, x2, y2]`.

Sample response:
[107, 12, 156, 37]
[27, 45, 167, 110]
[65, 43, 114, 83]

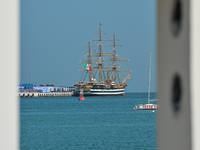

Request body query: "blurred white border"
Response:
[0, 1, 19, 149]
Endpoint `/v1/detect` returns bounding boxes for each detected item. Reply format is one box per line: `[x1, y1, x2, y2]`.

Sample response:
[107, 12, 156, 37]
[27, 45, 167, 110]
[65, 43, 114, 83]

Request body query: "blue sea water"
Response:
[20, 93, 157, 150]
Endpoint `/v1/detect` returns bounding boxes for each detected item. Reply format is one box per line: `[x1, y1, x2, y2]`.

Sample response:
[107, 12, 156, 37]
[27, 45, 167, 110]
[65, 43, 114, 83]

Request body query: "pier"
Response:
[18, 91, 73, 97]
[18, 84, 75, 97]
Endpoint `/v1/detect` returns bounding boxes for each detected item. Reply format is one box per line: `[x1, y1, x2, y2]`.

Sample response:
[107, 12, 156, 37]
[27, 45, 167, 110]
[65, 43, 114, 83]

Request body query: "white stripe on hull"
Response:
[84, 91, 125, 95]
[90, 89, 124, 92]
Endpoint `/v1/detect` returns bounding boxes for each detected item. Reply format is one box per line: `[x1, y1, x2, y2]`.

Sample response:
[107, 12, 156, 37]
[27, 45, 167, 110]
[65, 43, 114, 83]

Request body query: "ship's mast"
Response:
[107, 32, 122, 83]
[92, 24, 108, 83]
[112, 32, 121, 82]
[99, 25, 102, 83]
[112, 32, 117, 82]
[85, 40, 93, 82]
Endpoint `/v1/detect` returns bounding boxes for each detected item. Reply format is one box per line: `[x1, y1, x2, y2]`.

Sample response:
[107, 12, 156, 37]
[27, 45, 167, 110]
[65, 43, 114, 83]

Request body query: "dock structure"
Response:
[18, 92, 73, 97]
[18, 84, 76, 97]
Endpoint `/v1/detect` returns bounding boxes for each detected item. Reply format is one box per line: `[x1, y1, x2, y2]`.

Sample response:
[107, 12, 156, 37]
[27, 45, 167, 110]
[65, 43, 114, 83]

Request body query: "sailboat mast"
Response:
[148, 52, 152, 104]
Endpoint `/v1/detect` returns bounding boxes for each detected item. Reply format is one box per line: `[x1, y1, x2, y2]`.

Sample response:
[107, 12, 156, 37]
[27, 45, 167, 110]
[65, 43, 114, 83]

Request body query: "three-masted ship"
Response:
[73, 25, 132, 96]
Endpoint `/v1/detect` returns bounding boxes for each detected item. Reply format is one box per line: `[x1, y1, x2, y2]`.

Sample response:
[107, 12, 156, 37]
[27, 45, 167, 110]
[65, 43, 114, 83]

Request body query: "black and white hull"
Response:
[73, 88, 125, 96]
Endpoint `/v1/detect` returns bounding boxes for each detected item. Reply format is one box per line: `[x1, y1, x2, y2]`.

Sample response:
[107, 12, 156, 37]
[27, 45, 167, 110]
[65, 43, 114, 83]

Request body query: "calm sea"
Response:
[20, 92, 157, 150]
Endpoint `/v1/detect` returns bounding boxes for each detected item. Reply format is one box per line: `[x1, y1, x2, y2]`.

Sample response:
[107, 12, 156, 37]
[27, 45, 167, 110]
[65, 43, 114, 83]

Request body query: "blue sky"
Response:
[20, 0, 156, 92]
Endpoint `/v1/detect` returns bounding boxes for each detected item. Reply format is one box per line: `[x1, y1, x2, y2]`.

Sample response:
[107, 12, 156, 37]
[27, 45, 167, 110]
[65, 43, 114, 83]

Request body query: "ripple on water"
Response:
[20, 93, 157, 150]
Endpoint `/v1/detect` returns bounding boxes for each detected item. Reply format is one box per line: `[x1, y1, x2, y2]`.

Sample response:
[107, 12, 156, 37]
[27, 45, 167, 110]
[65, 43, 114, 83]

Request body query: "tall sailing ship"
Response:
[73, 25, 132, 96]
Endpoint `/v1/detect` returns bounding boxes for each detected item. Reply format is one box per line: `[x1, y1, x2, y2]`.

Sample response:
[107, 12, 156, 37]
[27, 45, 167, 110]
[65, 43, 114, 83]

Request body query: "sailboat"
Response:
[73, 24, 132, 96]
[135, 52, 158, 110]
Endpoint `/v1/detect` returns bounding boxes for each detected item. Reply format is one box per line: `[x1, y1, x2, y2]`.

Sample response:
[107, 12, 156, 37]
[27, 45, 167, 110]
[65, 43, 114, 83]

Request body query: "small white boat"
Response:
[134, 53, 159, 110]
[135, 104, 158, 110]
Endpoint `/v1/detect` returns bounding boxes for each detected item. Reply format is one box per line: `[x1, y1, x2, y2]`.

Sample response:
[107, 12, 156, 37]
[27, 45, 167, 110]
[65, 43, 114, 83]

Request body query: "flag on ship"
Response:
[84, 61, 91, 71]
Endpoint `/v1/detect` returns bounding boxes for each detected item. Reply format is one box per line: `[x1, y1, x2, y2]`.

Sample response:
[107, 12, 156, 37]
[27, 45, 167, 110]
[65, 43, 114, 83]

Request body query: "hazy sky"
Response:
[20, 0, 156, 92]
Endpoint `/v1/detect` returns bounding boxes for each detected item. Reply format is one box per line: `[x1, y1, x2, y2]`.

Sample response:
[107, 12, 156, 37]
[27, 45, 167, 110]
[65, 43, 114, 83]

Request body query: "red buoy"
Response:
[133, 107, 135, 110]
[79, 84, 85, 101]
[79, 97, 85, 100]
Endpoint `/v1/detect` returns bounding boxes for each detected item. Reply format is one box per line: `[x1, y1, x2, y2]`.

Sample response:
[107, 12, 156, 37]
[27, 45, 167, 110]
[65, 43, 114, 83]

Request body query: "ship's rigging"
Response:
[79, 25, 131, 84]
